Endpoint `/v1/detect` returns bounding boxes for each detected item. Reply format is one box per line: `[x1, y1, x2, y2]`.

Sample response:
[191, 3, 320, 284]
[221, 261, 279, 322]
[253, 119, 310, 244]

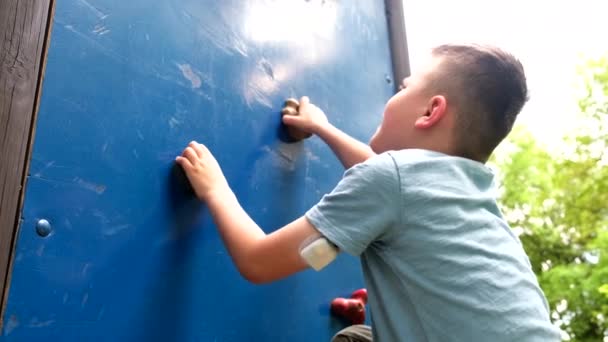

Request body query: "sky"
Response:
[402, 0, 608, 147]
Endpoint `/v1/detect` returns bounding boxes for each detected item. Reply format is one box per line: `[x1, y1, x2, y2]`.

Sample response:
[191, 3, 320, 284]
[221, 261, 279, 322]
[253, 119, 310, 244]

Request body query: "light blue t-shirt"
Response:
[306, 149, 561, 342]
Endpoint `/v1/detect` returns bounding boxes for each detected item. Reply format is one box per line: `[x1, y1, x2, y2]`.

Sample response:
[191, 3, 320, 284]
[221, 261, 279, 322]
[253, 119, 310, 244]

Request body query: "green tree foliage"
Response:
[492, 57, 608, 341]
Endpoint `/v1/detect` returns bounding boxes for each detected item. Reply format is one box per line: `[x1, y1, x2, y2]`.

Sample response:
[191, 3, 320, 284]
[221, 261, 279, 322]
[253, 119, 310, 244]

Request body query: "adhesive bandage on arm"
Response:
[299, 236, 339, 271]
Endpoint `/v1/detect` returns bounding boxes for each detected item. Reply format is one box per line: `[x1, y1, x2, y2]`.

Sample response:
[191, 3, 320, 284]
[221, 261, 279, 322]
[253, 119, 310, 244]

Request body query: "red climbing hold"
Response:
[330, 289, 367, 325]
[350, 288, 368, 304]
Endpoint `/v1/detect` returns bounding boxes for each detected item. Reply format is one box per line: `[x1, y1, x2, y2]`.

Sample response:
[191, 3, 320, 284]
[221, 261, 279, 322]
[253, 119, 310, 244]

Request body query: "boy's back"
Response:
[176, 44, 561, 341]
[307, 149, 561, 341]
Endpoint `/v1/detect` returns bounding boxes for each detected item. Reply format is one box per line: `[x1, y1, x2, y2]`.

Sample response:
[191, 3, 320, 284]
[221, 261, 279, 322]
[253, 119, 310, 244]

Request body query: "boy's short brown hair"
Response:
[430, 44, 528, 162]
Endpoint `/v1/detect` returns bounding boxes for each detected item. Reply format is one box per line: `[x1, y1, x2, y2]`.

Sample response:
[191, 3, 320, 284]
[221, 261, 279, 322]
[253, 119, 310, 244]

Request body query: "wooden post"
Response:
[0, 0, 54, 326]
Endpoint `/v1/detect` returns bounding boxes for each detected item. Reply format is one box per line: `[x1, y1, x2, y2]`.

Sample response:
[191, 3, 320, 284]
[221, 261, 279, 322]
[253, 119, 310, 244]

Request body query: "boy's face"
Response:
[369, 57, 444, 153]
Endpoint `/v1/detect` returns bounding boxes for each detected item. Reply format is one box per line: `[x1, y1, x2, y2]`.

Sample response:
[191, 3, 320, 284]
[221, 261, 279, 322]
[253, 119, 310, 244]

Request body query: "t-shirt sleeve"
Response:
[305, 153, 400, 256]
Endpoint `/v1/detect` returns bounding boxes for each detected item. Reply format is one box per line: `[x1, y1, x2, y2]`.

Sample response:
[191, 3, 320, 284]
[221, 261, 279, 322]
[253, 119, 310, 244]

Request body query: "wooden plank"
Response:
[0, 0, 54, 325]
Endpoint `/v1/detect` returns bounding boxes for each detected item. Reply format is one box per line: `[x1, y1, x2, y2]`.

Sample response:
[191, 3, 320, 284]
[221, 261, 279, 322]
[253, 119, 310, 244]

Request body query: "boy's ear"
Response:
[414, 95, 447, 129]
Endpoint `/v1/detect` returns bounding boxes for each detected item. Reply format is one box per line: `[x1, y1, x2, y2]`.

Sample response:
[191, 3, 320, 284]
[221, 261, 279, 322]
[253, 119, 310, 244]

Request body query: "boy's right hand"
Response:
[282, 96, 328, 135]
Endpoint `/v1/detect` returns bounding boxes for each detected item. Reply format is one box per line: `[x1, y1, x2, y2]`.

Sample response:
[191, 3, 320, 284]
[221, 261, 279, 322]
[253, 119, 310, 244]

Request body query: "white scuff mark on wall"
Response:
[243, 59, 280, 109]
[243, 84, 274, 109]
[176, 63, 202, 89]
[33, 160, 57, 178]
[77, 0, 108, 19]
[81, 293, 89, 308]
[179, 7, 249, 57]
[249, 144, 302, 189]
[92, 24, 110, 35]
[36, 244, 45, 257]
[276, 143, 301, 165]
[92, 209, 109, 224]
[231, 38, 249, 57]
[97, 306, 106, 321]
[27, 318, 56, 328]
[168, 116, 182, 129]
[305, 149, 321, 161]
[258, 144, 302, 172]
[82, 263, 92, 277]
[58, 20, 126, 63]
[102, 224, 131, 237]
[4, 315, 19, 335]
[73, 177, 106, 194]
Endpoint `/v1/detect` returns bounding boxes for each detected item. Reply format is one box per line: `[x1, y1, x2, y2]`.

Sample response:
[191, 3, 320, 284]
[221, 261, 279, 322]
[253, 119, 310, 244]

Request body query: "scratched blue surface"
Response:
[3, 0, 394, 341]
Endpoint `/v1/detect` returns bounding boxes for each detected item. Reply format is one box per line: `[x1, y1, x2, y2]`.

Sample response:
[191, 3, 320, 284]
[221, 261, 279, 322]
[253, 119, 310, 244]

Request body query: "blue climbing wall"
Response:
[2, 0, 395, 340]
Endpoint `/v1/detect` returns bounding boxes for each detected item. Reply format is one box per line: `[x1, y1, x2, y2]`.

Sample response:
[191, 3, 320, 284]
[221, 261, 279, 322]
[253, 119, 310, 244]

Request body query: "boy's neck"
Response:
[403, 139, 456, 159]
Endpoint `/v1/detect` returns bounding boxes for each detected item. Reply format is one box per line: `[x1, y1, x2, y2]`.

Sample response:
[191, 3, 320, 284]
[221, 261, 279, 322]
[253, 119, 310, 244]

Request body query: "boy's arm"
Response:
[282, 97, 376, 169]
[206, 190, 319, 283]
[315, 122, 376, 170]
[176, 142, 320, 284]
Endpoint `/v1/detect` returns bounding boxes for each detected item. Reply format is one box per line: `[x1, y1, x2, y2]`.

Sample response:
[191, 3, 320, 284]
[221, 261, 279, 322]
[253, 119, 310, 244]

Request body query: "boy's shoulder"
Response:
[376, 149, 496, 192]
[348, 151, 400, 184]
[385, 148, 458, 165]
[351, 149, 494, 192]
[358, 149, 449, 177]
[384, 149, 491, 174]
[354, 149, 445, 181]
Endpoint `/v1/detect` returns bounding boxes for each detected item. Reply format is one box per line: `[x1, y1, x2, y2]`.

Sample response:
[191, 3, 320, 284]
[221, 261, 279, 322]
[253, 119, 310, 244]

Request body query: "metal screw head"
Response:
[36, 219, 52, 237]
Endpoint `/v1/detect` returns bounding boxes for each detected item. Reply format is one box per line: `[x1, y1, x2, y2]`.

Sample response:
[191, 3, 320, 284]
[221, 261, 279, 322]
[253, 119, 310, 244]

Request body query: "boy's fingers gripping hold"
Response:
[282, 113, 301, 126]
[183, 147, 199, 164]
[299, 96, 310, 109]
[200, 143, 212, 156]
[189, 141, 204, 158]
[175, 156, 193, 170]
[175, 141, 229, 202]
[191, 142, 209, 159]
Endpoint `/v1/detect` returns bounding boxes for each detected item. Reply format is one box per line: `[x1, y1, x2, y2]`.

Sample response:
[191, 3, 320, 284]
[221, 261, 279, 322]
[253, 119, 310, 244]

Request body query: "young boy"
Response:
[175, 44, 561, 341]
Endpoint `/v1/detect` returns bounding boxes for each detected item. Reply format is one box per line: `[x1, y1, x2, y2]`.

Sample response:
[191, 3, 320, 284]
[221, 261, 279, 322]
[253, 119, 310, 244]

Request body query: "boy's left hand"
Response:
[175, 141, 230, 202]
